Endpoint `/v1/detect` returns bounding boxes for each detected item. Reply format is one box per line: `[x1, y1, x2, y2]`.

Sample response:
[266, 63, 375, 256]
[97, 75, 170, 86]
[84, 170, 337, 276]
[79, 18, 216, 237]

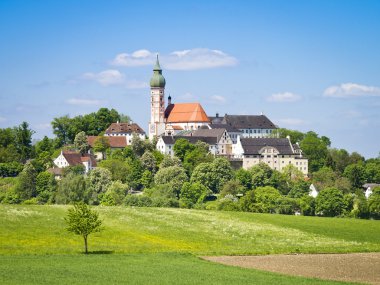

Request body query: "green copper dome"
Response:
[150, 55, 166, 88]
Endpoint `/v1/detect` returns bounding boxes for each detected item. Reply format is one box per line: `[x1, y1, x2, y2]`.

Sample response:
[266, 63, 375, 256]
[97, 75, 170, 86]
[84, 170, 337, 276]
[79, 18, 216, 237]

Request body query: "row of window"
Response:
[243, 129, 272, 134]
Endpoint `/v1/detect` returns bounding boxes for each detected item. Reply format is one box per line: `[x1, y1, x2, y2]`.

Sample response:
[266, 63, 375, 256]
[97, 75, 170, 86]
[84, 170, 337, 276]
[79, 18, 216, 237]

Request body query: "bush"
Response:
[0, 162, 23, 177]
[315, 187, 344, 217]
[276, 197, 300, 215]
[179, 182, 211, 208]
[299, 195, 315, 216]
[124, 195, 152, 207]
[216, 194, 240, 211]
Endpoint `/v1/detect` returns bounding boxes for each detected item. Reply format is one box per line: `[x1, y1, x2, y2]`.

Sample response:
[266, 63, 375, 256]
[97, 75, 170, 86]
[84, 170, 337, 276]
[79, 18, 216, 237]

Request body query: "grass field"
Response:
[0, 205, 379, 284]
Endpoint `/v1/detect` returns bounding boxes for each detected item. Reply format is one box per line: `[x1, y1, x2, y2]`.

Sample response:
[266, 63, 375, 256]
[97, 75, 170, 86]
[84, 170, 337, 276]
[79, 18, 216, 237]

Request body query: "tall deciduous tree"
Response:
[315, 187, 344, 217]
[65, 202, 103, 254]
[15, 161, 37, 200]
[74, 131, 89, 155]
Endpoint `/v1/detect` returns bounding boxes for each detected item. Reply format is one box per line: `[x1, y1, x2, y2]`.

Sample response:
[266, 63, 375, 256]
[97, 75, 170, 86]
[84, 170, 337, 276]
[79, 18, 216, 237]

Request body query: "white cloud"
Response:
[323, 83, 380, 98]
[111, 49, 155, 67]
[165, 48, 238, 70]
[66, 98, 103, 106]
[82, 69, 125, 86]
[111, 48, 238, 70]
[0, 116, 6, 123]
[267, 92, 301, 102]
[277, 118, 307, 126]
[209, 95, 226, 104]
[81, 69, 147, 89]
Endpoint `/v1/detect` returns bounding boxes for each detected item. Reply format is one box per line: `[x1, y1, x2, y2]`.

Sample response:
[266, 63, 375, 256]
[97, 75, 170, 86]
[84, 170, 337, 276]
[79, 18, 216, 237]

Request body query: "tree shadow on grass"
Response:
[83, 250, 114, 255]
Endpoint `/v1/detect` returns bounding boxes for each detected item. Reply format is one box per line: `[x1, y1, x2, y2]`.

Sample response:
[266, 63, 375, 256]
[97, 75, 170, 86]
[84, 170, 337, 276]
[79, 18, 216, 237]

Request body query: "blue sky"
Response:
[0, 0, 379, 158]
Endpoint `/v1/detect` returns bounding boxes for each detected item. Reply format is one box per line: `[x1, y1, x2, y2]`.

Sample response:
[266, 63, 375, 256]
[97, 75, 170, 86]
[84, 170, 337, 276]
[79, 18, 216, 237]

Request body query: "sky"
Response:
[0, 0, 379, 158]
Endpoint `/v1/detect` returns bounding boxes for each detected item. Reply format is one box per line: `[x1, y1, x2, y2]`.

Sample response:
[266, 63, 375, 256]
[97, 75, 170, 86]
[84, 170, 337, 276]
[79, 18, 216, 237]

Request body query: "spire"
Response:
[153, 54, 161, 71]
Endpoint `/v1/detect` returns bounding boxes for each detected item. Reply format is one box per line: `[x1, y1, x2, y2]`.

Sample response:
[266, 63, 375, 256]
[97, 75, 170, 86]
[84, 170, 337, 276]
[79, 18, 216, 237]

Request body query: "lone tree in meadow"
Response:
[65, 202, 103, 254]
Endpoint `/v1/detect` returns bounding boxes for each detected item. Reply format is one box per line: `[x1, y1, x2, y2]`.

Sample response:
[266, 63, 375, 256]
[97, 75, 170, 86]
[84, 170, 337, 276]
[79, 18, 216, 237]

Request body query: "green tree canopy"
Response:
[74, 131, 89, 155]
[65, 202, 103, 254]
[315, 187, 345, 217]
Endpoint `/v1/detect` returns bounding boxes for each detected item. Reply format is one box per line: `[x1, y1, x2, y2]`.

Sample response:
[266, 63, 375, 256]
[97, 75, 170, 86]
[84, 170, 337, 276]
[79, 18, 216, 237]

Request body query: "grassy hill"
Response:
[1, 205, 379, 284]
[1, 205, 379, 255]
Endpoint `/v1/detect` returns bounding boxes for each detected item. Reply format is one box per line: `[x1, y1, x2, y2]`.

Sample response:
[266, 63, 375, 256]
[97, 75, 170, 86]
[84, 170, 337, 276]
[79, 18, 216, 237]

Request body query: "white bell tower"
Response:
[148, 55, 166, 140]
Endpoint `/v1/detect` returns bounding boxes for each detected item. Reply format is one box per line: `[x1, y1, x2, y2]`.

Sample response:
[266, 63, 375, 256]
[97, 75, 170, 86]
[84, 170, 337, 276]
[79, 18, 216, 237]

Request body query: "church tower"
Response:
[148, 55, 166, 140]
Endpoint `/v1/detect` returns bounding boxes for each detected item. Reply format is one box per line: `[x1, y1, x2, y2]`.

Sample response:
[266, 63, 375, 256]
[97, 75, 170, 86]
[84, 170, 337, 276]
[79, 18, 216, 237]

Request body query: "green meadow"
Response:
[1, 205, 379, 284]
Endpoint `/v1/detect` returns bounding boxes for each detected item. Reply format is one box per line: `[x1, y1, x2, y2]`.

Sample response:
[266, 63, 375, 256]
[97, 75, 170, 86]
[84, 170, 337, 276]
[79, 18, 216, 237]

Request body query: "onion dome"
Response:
[150, 55, 166, 88]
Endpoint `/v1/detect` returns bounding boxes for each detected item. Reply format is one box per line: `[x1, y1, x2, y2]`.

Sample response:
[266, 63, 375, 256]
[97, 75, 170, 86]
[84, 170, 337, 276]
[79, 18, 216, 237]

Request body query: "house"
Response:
[53, 151, 97, 173]
[47, 167, 63, 180]
[189, 127, 233, 156]
[156, 135, 219, 157]
[208, 122, 242, 144]
[87, 136, 128, 160]
[216, 114, 277, 138]
[233, 136, 308, 175]
[363, 183, 380, 199]
[104, 122, 146, 144]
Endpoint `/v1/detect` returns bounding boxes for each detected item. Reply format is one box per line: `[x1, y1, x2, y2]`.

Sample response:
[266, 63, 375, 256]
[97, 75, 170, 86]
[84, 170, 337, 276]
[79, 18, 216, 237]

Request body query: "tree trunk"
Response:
[84, 235, 88, 254]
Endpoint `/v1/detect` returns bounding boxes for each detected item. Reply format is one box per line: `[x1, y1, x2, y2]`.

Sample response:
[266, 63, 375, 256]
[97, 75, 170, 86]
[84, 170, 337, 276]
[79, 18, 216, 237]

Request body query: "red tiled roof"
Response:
[62, 151, 82, 166]
[165, 103, 210, 123]
[87, 136, 127, 148]
[105, 123, 145, 134]
[61, 151, 97, 167]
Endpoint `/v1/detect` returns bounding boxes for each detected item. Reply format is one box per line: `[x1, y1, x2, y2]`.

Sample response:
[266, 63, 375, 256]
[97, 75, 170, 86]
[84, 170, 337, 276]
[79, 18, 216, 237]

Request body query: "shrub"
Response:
[276, 197, 300, 215]
[315, 187, 344, 217]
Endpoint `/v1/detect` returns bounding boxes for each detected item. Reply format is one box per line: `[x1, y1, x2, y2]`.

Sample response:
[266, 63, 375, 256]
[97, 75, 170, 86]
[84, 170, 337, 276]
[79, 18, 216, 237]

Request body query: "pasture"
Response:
[0, 205, 379, 284]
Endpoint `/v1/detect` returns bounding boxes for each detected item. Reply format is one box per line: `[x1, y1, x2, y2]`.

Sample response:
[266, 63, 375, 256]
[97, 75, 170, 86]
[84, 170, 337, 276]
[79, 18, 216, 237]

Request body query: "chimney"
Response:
[216, 112, 219, 118]
[168, 95, 172, 105]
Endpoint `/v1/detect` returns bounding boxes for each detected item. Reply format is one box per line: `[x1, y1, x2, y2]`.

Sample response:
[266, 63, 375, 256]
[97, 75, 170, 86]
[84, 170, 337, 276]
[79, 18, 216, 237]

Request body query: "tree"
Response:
[74, 131, 89, 155]
[100, 181, 129, 206]
[248, 162, 273, 189]
[343, 164, 366, 189]
[154, 165, 188, 196]
[36, 171, 56, 203]
[190, 158, 233, 193]
[368, 187, 380, 219]
[131, 134, 146, 157]
[160, 155, 182, 169]
[15, 161, 37, 201]
[315, 187, 344, 217]
[271, 128, 305, 144]
[235, 168, 252, 190]
[55, 173, 87, 204]
[65, 202, 103, 254]
[220, 180, 246, 197]
[141, 151, 157, 173]
[87, 168, 112, 205]
[98, 159, 129, 182]
[183, 141, 213, 174]
[300, 131, 329, 172]
[173, 138, 195, 161]
[179, 182, 211, 208]
[254, 186, 282, 213]
[93, 136, 110, 155]
[13, 122, 35, 162]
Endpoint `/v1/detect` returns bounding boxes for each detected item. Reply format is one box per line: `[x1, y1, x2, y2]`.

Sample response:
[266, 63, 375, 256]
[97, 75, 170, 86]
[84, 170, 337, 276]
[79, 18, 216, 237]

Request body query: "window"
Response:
[254, 130, 257, 133]
[267, 155, 271, 158]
